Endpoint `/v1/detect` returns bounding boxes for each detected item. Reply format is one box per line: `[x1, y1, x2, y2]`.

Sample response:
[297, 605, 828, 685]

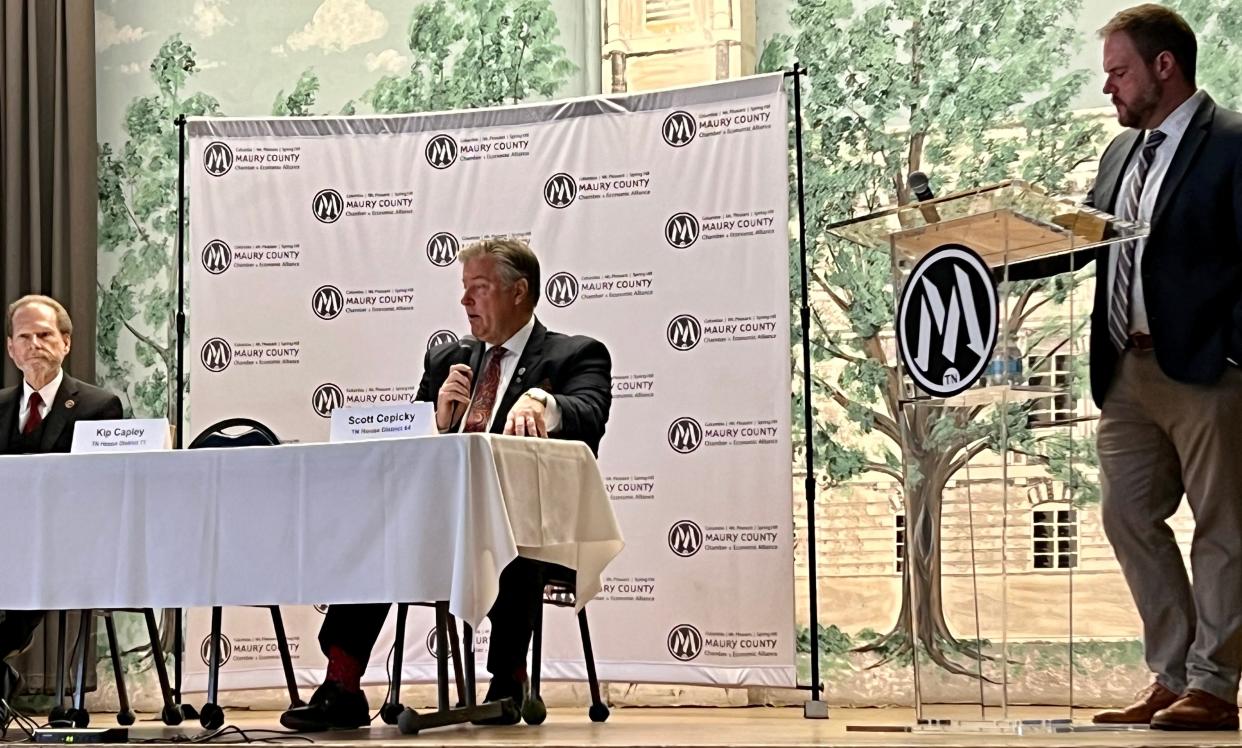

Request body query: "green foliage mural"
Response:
[369, 0, 576, 112]
[1173, 0, 1242, 108]
[97, 35, 223, 419]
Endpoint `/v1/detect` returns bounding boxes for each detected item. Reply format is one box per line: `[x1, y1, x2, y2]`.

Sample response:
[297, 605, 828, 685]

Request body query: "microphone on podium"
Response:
[907, 171, 941, 224]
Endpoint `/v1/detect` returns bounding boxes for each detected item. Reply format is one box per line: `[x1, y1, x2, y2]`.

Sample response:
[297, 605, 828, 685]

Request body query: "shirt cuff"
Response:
[528, 387, 561, 432]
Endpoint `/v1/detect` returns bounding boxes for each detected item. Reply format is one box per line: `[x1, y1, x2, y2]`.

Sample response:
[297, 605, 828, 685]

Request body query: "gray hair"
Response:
[458, 238, 541, 308]
[6, 295, 73, 338]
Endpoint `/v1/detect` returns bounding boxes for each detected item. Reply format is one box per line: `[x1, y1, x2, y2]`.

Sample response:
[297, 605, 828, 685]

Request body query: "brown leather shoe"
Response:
[1092, 682, 1180, 724]
[1151, 689, 1239, 731]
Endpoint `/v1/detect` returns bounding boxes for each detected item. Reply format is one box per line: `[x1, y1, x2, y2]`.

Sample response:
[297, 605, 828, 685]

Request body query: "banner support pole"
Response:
[786, 63, 828, 719]
[171, 113, 190, 717]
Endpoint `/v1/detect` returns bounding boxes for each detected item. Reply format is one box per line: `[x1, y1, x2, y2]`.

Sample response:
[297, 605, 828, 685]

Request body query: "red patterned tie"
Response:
[463, 348, 507, 433]
[23, 392, 44, 435]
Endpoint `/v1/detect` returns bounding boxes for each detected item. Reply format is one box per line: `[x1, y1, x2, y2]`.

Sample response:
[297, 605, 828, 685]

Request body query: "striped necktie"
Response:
[1108, 129, 1166, 351]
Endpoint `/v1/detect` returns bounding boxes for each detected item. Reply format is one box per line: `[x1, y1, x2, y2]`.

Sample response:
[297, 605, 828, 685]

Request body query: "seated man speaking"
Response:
[0, 295, 123, 708]
[283, 238, 612, 731]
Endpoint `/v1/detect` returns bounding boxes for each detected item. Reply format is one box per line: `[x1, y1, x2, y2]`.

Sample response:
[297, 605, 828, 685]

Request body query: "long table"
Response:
[0, 433, 624, 629]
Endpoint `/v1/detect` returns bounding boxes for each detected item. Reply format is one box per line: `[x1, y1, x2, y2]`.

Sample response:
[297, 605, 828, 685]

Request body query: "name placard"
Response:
[329, 402, 436, 443]
[71, 419, 172, 453]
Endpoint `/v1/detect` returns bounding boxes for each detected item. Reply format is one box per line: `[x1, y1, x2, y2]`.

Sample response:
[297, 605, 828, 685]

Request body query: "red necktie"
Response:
[463, 348, 507, 433]
[23, 392, 44, 435]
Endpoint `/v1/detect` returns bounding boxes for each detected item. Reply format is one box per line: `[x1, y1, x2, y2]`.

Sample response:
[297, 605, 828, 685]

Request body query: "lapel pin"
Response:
[65, 400, 76, 409]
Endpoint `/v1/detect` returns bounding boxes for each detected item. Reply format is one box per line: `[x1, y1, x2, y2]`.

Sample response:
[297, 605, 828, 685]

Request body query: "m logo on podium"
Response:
[897, 244, 997, 398]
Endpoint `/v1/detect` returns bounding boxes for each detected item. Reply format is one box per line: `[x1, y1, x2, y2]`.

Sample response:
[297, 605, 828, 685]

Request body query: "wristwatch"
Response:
[524, 388, 551, 407]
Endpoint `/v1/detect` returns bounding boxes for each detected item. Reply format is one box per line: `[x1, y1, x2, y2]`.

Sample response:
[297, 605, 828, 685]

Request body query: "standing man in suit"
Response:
[282, 238, 612, 731]
[0, 295, 123, 707]
[1009, 4, 1242, 731]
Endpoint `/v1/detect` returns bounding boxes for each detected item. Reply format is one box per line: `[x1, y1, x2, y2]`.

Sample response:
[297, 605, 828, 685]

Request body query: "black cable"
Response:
[130, 725, 314, 744]
[2, 699, 315, 746]
[369, 640, 398, 724]
[0, 699, 37, 743]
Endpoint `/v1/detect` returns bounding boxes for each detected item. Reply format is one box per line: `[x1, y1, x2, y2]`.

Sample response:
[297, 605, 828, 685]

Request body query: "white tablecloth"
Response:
[0, 434, 624, 628]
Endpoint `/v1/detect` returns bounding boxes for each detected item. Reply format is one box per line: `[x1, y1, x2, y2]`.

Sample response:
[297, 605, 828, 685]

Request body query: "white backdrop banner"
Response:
[185, 75, 794, 690]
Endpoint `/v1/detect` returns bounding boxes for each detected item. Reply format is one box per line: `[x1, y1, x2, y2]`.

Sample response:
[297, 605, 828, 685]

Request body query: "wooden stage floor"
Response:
[59, 706, 1242, 747]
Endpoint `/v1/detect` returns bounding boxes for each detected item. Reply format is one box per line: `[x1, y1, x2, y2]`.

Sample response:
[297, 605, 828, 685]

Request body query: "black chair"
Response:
[50, 608, 182, 727]
[381, 603, 468, 724]
[188, 419, 303, 729]
[523, 564, 608, 724]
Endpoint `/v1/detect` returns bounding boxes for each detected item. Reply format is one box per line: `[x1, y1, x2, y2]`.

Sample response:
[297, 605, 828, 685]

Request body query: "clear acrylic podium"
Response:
[822, 181, 1149, 732]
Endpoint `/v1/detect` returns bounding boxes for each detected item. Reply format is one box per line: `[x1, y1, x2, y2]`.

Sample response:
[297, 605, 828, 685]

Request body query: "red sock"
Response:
[325, 646, 364, 693]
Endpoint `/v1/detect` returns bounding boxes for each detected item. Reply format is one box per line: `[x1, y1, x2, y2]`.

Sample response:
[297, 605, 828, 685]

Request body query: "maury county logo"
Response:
[426, 134, 458, 169]
[543, 173, 577, 208]
[662, 111, 697, 147]
[426, 232, 460, 267]
[201, 239, 232, 274]
[545, 272, 579, 307]
[896, 243, 998, 399]
[312, 383, 344, 418]
[667, 624, 702, 660]
[200, 338, 232, 372]
[202, 141, 233, 176]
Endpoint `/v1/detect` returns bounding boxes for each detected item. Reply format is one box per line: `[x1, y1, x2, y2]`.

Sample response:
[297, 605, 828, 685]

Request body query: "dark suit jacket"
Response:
[1008, 94, 1242, 406]
[0, 374, 124, 454]
[414, 319, 612, 454]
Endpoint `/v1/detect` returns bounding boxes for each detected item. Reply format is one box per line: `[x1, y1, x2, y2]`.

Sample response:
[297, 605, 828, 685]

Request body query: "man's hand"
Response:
[436, 364, 473, 432]
[504, 394, 548, 438]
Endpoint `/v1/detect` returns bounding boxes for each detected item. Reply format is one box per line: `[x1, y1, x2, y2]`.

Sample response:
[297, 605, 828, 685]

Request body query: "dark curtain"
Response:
[1, 0, 100, 695]
[1, 0, 99, 386]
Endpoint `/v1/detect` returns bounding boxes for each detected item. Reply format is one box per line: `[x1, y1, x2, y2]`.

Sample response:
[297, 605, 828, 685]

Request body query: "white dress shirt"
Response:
[1108, 89, 1206, 335]
[18, 368, 63, 433]
[460, 316, 562, 433]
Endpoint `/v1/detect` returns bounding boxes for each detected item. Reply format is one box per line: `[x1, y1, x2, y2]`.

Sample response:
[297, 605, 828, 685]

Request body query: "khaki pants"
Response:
[1099, 350, 1242, 702]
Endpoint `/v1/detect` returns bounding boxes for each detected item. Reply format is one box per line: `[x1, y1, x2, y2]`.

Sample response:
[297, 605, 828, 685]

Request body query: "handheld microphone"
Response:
[447, 335, 478, 430]
[908, 171, 941, 224]
[453, 335, 478, 364]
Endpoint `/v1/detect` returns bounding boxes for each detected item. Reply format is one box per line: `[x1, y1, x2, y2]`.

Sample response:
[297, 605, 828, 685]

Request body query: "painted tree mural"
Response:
[762, 0, 1106, 677]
